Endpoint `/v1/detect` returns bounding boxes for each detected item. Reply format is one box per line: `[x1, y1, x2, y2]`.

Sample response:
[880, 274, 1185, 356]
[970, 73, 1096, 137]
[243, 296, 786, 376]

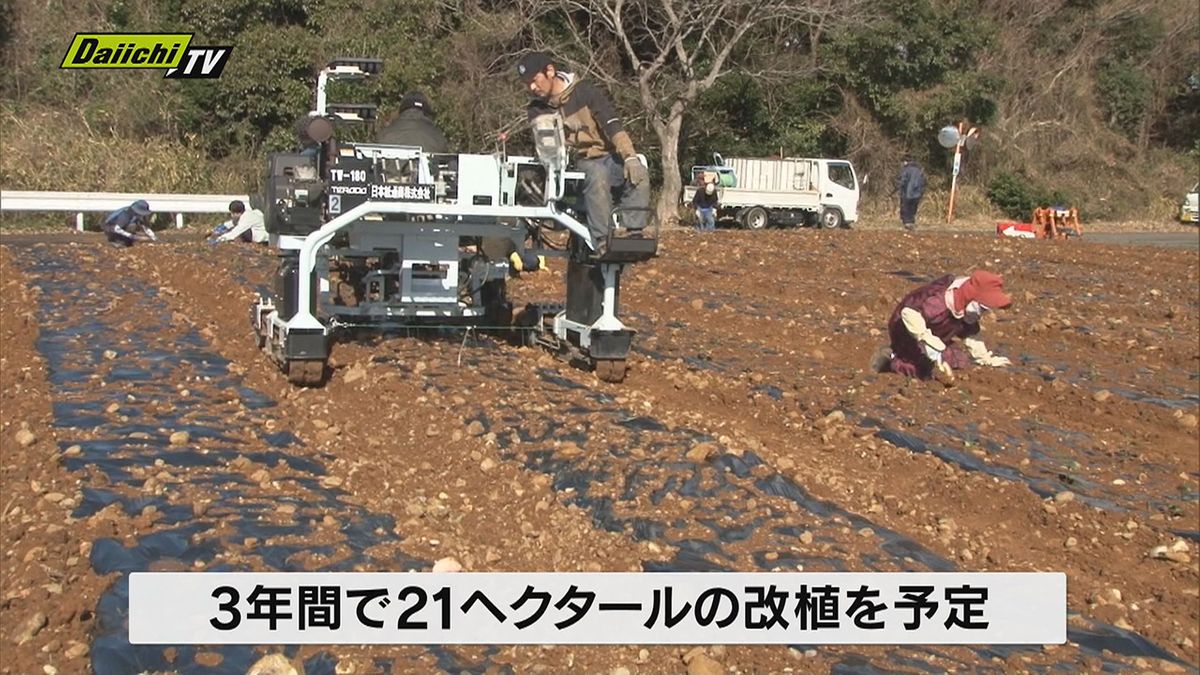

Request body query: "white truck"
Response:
[682, 154, 860, 229]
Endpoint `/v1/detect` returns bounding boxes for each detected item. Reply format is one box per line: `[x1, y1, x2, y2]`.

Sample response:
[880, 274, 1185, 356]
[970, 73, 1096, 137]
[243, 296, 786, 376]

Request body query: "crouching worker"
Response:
[209, 200, 267, 244]
[872, 270, 1013, 386]
[102, 199, 156, 247]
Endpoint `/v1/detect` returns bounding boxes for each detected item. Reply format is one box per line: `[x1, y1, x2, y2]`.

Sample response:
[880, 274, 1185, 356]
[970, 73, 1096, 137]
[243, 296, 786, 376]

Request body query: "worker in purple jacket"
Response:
[871, 270, 1013, 385]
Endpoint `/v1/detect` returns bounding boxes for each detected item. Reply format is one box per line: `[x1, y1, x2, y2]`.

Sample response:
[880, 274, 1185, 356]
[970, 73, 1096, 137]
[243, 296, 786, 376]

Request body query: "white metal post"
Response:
[315, 70, 330, 115]
[946, 122, 964, 223]
[76, 213, 85, 232]
[946, 124, 979, 223]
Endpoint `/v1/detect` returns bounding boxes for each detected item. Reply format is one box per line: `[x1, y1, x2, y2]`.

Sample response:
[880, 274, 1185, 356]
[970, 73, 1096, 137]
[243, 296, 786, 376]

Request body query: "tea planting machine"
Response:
[250, 58, 657, 386]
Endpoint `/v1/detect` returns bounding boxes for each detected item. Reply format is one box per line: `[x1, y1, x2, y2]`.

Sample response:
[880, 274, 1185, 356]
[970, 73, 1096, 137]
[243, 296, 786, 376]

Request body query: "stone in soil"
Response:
[15, 428, 37, 447]
[15, 612, 48, 645]
[686, 442, 718, 462]
[246, 653, 301, 675]
[686, 653, 725, 675]
[432, 557, 463, 573]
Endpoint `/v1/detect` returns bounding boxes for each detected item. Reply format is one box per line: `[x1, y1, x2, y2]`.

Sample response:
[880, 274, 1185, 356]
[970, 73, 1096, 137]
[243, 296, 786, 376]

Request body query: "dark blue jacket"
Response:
[102, 206, 146, 234]
[897, 163, 927, 200]
[692, 189, 719, 209]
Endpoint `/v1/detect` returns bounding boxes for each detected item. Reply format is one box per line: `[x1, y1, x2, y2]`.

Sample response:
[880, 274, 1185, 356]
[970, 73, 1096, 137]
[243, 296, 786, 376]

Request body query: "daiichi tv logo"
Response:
[60, 33, 232, 79]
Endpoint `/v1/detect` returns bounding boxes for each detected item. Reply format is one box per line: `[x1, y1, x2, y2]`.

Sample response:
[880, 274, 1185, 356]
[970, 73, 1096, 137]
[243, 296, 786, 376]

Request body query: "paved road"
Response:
[1083, 231, 1200, 250]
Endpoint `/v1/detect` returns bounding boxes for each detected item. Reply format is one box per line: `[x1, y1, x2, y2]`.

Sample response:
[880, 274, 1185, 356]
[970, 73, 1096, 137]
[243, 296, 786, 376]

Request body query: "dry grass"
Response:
[0, 104, 260, 194]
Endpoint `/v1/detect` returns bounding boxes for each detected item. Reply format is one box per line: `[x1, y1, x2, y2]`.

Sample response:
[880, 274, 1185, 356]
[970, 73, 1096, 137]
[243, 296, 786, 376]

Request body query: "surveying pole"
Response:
[945, 123, 979, 223]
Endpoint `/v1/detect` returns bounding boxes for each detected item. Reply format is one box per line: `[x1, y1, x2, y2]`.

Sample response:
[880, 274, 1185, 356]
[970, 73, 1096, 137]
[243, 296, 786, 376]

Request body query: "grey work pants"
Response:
[576, 154, 650, 245]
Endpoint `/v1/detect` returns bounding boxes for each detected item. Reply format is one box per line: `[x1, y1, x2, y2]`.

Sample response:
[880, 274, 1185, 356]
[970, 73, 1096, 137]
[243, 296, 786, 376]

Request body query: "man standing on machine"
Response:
[516, 51, 650, 255]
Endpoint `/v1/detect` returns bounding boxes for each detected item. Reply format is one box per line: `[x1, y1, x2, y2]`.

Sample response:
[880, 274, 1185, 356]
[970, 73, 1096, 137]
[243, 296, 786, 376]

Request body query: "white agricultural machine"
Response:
[250, 58, 657, 386]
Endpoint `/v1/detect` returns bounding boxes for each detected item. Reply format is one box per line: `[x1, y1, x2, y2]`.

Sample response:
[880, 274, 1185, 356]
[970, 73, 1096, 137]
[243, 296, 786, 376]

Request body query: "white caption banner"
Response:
[129, 572, 1065, 645]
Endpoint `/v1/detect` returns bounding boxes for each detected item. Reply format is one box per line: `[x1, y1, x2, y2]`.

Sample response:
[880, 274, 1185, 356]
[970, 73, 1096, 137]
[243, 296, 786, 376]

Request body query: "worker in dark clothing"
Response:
[516, 51, 650, 251]
[692, 180, 719, 231]
[375, 91, 450, 152]
[896, 155, 927, 231]
[102, 199, 157, 247]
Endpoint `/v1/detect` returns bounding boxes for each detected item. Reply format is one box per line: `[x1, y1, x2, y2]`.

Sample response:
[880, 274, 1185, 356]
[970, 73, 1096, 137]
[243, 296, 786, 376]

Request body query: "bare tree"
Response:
[513, 0, 872, 225]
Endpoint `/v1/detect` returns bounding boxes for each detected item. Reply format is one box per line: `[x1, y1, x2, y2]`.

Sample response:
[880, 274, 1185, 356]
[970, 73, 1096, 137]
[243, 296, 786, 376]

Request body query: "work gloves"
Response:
[623, 156, 649, 187]
[963, 337, 1010, 367]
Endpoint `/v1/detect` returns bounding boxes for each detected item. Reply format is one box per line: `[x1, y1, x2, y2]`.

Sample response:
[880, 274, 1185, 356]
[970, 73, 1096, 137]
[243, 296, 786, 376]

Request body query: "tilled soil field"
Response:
[1, 229, 1197, 674]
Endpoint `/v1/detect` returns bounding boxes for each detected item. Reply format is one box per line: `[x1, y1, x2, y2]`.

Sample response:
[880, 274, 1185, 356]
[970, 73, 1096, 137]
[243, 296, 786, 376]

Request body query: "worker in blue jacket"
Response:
[896, 155, 927, 231]
[102, 200, 157, 247]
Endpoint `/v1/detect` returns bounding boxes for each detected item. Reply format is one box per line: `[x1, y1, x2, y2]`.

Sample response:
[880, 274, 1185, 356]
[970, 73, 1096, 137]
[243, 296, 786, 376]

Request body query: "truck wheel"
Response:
[820, 207, 844, 229]
[742, 207, 769, 230]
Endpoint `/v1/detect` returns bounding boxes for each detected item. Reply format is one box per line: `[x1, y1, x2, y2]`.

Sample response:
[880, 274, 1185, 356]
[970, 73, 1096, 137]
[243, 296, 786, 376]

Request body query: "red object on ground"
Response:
[996, 221, 1037, 238]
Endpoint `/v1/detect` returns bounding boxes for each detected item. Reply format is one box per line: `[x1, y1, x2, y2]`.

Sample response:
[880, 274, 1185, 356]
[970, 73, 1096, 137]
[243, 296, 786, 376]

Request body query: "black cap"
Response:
[516, 52, 553, 83]
[398, 91, 433, 116]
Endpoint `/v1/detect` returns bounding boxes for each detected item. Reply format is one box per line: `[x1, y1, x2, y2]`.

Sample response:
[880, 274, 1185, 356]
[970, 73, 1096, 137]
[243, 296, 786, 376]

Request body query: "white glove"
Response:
[963, 337, 1007, 367]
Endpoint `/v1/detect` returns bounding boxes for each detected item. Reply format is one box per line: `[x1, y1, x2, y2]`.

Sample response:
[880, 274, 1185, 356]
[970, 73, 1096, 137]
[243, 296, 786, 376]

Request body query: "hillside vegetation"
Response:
[2, 0, 1196, 223]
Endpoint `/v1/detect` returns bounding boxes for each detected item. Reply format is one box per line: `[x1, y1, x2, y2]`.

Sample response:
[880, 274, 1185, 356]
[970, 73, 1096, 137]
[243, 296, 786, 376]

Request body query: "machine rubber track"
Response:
[594, 358, 627, 383]
[286, 359, 326, 387]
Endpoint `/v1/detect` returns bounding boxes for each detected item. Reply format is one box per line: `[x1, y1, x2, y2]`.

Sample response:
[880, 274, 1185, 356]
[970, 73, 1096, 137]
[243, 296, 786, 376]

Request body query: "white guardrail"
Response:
[0, 190, 252, 231]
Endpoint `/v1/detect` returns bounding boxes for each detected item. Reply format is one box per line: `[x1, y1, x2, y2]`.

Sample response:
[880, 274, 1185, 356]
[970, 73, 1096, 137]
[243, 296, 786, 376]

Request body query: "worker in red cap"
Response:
[871, 270, 1013, 385]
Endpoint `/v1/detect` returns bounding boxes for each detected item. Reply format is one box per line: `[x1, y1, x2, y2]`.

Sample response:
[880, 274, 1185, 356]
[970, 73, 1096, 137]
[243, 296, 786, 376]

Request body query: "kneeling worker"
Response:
[102, 199, 156, 247]
[872, 270, 1013, 385]
[210, 200, 267, 244]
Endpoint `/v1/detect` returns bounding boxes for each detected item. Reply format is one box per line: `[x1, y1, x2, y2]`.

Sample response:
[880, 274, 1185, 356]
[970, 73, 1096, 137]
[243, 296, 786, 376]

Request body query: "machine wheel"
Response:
[742, 207, 769, 230]
[595, 358, 627, 383]
[286, 359, 326, 387]
[819, 207, 844, 229]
